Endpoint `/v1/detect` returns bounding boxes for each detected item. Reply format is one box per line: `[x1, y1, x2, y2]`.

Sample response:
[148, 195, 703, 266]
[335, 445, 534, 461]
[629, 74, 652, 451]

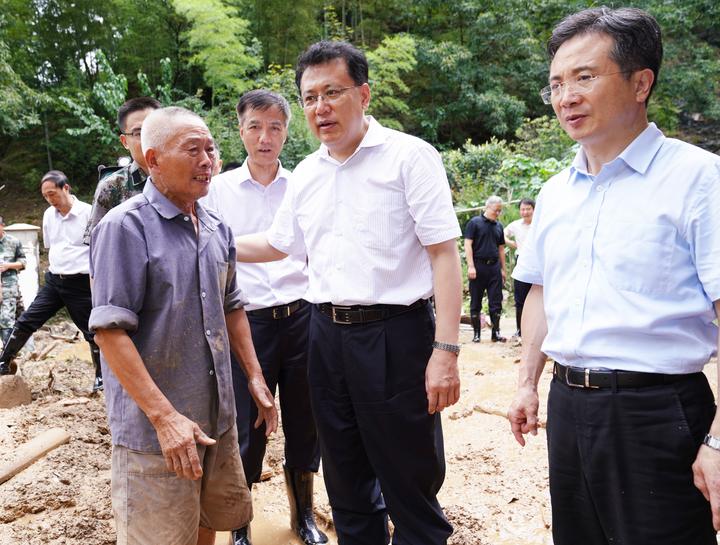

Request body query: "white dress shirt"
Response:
[43, 196, 91, 274]
[267, 117, 461, 306]
[514, 123, 720, 374]
[201, 160, 308, 310]
[505, 219, 531, 255]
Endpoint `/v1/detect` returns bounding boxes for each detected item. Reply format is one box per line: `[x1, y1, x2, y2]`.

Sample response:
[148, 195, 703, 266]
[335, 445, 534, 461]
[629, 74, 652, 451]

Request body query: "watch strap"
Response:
[703, 434, 720, 451]
[432, 341, 461, 355]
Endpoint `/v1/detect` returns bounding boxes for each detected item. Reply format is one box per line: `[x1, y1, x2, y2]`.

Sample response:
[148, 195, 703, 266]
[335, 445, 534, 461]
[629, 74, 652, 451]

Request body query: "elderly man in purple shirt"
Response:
[89, 106, 278, 545]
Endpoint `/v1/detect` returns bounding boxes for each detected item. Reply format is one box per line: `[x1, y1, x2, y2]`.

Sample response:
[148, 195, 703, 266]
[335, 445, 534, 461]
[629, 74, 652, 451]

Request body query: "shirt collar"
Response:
[317, 115, 387, 163]
[55, 196, 80, 218]
[144, 178, 218, 231]
[237, 159, 289, 186]
[570, 123, 665, 181]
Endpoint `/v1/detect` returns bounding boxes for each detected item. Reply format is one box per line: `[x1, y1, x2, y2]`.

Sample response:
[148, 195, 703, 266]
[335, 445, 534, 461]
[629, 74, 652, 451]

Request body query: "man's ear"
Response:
[145, 148, 158, 170]
[119, 134, 130, 150]
[634, 68, 654, 104]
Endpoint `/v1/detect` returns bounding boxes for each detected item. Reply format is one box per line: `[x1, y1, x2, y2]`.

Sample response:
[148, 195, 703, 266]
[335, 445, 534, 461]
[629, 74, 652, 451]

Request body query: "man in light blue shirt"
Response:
[508, 7, 720, 545]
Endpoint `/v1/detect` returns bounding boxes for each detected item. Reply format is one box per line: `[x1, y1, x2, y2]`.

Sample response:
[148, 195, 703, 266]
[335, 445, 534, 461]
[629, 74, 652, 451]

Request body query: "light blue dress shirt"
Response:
[514, 123, 720, 373]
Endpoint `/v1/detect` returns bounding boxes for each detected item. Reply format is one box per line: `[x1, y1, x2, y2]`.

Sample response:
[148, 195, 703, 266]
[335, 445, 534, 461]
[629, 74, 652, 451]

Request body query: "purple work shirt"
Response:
[89, 180, 247, 452]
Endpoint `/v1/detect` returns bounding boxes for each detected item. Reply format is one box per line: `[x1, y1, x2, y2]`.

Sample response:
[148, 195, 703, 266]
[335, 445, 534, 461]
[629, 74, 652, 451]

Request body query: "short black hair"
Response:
[236, 89, 291, 126]
[520, 198, 535, 208]
[40, 170, 69, 190]
[548, 7, 662, 104]
[295, 41, 369, 91]
[117, 97, 162, 132]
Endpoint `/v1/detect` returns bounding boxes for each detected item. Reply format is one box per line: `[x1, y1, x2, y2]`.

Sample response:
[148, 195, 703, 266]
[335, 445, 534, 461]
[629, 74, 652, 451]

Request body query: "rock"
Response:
[0, 375, 33, 408]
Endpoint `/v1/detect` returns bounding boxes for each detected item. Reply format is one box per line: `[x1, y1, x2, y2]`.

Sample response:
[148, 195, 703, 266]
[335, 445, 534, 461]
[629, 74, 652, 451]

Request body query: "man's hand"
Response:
[248, 376, 278, 436]
[425, 349, 460, 414]
[467, 265, 477, 280]
[152, 410, 216, 480]
[508, 385, 540, 447]
[502, 269, 507, 283]
[0, 263, 8, 273]
[693, 445, 720, 529]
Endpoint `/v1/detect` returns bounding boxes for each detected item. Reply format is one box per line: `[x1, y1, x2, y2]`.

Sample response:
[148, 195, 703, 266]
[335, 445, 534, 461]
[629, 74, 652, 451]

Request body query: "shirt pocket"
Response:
[352, 192, 407, 251]
[595, 221, 675, 294]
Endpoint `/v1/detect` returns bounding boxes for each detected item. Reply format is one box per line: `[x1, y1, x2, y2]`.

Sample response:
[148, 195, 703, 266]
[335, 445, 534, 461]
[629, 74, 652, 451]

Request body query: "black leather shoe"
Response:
[232, 526, 252, 545]
[285, 466, 328, 544]
[0, 327, 31, 375]
[470, 314, 481, 343]
[92, 376, 104, 392]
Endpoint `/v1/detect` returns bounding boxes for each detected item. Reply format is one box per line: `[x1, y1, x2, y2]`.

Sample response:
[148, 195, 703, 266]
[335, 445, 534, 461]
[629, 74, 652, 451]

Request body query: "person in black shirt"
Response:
[464, 196, 506, 342]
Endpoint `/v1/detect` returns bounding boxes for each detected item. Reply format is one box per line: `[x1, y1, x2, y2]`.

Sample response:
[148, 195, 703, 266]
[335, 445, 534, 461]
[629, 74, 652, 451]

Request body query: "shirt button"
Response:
[209, 369, 215, 376]
[184, 216, 190, 221]
[205, 329, 211, 336]
[201, 291, 207, 298]
[596, 185, 605, 192]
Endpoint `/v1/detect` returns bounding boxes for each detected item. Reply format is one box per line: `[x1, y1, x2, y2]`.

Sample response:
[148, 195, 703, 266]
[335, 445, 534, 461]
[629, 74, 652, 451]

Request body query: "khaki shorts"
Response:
[111, 424, 252, 545]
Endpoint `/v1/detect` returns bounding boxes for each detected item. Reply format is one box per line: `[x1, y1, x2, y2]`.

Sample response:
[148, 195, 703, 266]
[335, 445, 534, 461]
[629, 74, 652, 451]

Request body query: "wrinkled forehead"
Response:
[165, 120, 213, 147]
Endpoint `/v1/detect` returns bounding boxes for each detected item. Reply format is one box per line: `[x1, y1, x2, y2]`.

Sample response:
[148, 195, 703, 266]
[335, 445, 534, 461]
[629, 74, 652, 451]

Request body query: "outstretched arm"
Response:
[235, 232, 287, 263]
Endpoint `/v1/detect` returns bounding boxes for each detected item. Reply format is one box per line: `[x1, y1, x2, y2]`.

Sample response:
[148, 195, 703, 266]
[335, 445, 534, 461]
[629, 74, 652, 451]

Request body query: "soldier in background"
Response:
[0, 215, 26, 348]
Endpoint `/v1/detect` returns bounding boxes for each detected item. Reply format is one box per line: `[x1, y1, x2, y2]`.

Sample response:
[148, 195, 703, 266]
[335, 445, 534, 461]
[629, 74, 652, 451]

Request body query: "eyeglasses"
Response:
[121, 129, 142, 138]
[299, 86, 361, 109]
[540, 71, 631, 104]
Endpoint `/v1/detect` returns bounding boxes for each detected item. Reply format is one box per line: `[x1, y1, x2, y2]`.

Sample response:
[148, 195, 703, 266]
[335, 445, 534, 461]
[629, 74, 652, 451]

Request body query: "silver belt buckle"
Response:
[331, 306, 353, 324]
[565, 367, 599, 389]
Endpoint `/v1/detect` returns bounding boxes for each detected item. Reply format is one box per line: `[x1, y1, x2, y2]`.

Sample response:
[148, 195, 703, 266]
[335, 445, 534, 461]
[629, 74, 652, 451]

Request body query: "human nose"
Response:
[315, 95, 332, 114]
[556, 82, 581, 106]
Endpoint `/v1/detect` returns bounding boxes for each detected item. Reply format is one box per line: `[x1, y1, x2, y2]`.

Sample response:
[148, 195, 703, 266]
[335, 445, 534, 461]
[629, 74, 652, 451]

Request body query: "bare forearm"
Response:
[93, 328, 175, 424]
[499, 245, 506, 275]
[518, 284, 548, 390]
[428, 240, 462, 344]
[463, 238, 474, 264]
[226, 309, 264, 380]
[234, 233, 287, 263]
[710, 301, 720, 435]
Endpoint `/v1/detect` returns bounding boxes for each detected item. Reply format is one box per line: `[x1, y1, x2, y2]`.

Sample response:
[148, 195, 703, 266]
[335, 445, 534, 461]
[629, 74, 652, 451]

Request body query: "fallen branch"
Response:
[0, 428, 71, 485]
[474, 403, 546, 428]
[31, 340, 60, 361]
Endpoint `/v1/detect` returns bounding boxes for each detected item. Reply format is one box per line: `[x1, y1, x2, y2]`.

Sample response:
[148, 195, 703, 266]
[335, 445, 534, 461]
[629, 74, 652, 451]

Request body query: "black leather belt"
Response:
[553, 362, 696, 389]
[475, 258, 498, 265]
[51, 272, 88, 280]
[316, 299, 427, 325]
[247, 299, 303, 320]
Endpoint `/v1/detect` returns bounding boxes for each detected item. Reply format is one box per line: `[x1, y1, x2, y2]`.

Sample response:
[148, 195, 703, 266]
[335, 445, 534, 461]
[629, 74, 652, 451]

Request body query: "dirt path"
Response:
[2, 320, 714, 544]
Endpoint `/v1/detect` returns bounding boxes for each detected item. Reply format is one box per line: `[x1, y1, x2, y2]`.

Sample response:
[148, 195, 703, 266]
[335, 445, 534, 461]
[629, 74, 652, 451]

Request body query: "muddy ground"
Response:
[2, 319, 715, 545]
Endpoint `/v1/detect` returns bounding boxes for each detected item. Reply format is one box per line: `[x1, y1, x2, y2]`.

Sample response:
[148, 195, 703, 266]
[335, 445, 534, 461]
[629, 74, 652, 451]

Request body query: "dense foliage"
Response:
[0, 0, 718, 209]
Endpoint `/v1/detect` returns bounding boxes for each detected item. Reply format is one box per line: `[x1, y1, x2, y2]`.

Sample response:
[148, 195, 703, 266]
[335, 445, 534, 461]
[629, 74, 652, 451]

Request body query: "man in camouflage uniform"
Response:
[0, 215, 26, 348]
[83, 96, 161, 243]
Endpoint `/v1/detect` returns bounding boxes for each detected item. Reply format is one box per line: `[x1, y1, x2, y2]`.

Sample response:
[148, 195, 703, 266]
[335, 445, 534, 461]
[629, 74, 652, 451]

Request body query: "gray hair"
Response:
[485, 195, 503, 208]
[141, 107, 208, 154]
[236, 89, 291, 127]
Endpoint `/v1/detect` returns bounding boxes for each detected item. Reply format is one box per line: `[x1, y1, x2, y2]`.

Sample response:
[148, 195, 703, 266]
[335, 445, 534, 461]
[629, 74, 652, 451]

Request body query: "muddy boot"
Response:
[89, 342, 104, 392]
[470, 314, 481, 343]
[231, 526, 252, 545]
[0, 327, 31, 375]
[284, 465, 328, 544]
[490, 313, 506, 343]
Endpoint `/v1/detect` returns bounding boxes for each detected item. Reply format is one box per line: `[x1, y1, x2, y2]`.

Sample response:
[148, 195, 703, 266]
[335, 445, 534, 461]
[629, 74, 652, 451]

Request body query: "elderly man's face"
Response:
[485, 203, 503, 221]
[239, 105, 287, 170]
[300, 57, 370, 161]
[150, 119, 216, 205]
[41, 182, 72, 211]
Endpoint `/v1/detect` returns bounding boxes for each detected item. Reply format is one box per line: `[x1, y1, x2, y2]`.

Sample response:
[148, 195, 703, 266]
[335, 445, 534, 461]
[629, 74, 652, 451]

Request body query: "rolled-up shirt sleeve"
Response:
[267, 181, 305, 255]
[223, 229, 248, 313]
[89, 216, 148, 333]
[405, 145, 462, 246]
[687, 164, 720, 301]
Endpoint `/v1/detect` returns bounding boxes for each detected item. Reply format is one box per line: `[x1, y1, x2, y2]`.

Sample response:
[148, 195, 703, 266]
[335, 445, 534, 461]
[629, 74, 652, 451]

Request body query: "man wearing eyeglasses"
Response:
[508, 7, 720, 545]
[234, 41, 462, 545]
[83, 96, 162, 245]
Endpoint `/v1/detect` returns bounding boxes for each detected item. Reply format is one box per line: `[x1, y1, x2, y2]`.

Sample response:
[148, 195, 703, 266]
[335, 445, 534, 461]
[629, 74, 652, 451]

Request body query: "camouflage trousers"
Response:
[1, 284, 19, 330]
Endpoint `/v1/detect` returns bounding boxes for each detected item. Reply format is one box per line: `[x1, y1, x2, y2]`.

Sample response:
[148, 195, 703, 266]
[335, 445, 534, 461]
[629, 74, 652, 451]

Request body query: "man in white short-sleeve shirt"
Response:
[234, 41, 462, 545]
[503, 198, 535, 337]
[508, 7, 720, 545]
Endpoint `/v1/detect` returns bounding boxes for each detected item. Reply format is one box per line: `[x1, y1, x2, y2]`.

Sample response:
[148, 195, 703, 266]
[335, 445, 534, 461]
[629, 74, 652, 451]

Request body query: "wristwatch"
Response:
[704, 434, 720, 452]
[432, 341, 461, 355]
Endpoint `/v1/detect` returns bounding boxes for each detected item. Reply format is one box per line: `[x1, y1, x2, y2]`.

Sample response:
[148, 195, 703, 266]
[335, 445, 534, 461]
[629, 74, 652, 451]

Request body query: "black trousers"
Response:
[469, 261, 502, 315]
[231, 301, 320, 484]
[513, 278, 531, 333]
[307, 303, 452, 545]
[547, 373, 717, 545]
[15, 272, 94, 342]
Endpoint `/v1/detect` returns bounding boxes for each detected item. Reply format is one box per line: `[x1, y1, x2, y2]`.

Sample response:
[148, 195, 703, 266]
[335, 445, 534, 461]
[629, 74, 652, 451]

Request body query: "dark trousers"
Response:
[15, 272, 94, 342]
[547, 373, 717, 545]
[469, 261, 502, 315]
[513, 278, 531, 334]
[231, 301, 320, 485]
[307, 303, 452, 545]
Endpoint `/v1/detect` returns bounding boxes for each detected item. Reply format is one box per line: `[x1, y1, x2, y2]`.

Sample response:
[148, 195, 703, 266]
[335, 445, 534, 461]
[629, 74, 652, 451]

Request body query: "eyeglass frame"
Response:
[120, 129, 142, 138]
[299, 85, 362, 109]
[539, 70, 632, 105]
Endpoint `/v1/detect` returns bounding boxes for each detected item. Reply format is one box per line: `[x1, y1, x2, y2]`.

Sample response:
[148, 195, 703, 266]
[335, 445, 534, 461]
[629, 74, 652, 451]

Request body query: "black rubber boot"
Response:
[89, 342, 103, 392]
[231, 526, 252, 545]
[470, 314, 481, 343]
[1, 328, 11, 348]
[284, 465, 328, 544]
[490, 313, 506, 343]
[0, 327, 32, 375]
[515, 311, 522, 338]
